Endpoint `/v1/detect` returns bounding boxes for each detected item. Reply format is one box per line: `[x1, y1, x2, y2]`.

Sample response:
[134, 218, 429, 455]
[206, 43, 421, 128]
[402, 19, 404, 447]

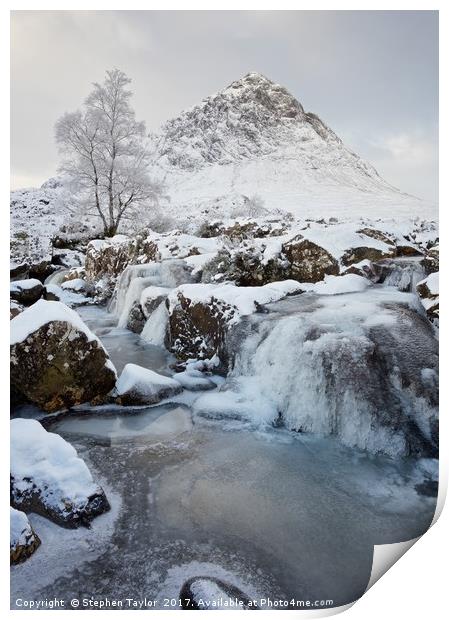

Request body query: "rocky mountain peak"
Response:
[223, 71, 305, 120]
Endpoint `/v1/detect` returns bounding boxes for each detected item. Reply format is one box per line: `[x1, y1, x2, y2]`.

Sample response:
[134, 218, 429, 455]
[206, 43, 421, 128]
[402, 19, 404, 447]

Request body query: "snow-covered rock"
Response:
[115, 363, 182, 406]
[85, 234, 160, 286]
[10, 279, 44, 306]
[10, 507, 41, 565]
[417, 272, 439, 323]
[180, 576, 257, 610]
[10, 300, 24, 320]
[10, 419, 109, 528]
[10, 300, 117, 412]
[282, 236, 339, 282]
[167, 280, 301, 364]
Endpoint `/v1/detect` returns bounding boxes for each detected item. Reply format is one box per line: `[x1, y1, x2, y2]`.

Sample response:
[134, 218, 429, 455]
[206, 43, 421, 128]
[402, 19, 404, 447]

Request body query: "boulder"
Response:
[417, 272, 439, 323]
[10, 507, 41, 565]
[115, 363, 182, 406]
[10, 300, 117, 412]
[341, 244, 395, 266]
[180, 577, 257, 610]
[167, 281, 301, 365]
[11, 419, 110, 528]
[126, 301, 147, 334]
[10, 262, 30, 282]
[125, 286, 170, 334]
[282, 235, 339, 282]
[10, 278, 44, 305]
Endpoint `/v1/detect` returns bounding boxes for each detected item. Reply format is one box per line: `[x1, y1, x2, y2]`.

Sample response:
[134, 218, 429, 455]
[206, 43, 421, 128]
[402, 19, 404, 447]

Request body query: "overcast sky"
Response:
[11, 10, 438, 201]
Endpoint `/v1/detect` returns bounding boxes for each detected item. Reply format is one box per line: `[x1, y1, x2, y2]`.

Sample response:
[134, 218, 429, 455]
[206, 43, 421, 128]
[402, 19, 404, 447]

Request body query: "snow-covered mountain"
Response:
[150, 72, 434, 219]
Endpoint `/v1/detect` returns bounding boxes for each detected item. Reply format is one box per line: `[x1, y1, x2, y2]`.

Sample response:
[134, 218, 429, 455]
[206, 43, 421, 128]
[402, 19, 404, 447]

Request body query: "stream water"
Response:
[11, 303, 437, 610]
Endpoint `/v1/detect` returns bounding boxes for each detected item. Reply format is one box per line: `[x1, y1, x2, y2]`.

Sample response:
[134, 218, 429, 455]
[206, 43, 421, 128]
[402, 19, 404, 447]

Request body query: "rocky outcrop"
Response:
[11, 419, 110, 528]
[85, 234, 160, 282]
[10, 507, 41, 565]
[201, 247, 286, 286]
[179, 577, 257, 610]
[198, 218, 288, 240]
[10, 279, 44, 305]
[282, 236, 339, 282]
[10, 300, 117, 412]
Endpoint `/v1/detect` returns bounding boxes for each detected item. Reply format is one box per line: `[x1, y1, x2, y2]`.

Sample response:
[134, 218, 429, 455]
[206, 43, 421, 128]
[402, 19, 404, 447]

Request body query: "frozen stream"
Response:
[11, 304, 437, 610]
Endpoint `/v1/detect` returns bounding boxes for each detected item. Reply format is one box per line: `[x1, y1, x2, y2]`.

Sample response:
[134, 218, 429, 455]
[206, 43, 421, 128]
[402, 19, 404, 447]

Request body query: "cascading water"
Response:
[110, 259, 194, 328]
[194, 287, 438, 458]
[380, 257, 427, 293]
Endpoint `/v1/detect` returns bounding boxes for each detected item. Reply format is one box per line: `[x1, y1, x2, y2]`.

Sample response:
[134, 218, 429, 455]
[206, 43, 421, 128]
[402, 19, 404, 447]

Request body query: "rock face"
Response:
[10, 279, 44, 305]
[10, 419, 110, 528]
[10, 300, 117, 412]
[115, 363, 182, 406]
[282, 236, 339, 282]
[85, 234, 159, 283]
[179, 577, 257, 610]
[10, 507, 41, 565]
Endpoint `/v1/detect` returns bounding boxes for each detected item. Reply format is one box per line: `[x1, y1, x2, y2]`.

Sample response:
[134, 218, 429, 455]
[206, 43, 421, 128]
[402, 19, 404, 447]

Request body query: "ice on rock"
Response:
[202, 289, 438, 456]
[115, 363, 182, 405]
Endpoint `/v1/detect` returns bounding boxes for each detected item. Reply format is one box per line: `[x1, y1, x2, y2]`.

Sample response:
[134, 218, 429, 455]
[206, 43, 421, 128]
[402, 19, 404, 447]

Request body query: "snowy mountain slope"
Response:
[149, 72, 435, 220]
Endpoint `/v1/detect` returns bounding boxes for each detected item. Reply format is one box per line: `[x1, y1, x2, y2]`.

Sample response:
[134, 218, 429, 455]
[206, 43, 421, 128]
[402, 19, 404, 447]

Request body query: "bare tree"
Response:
[55, 69, 163, 237]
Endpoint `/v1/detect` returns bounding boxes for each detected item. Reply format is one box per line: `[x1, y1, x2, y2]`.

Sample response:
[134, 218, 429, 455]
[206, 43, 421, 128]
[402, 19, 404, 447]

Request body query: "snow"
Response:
[60, 278, 86, 292]
[148, 72, 436, 221]
[44, 283, 89, 307]
[116, 363, 181, 397]
[10, 300, 101, 346]
[10, 278, 42, 292]
[168, 280, 302, 323]
[310, 273, 371, 295]
[10, 419, 100, 511]
[10, 507, 33, 548]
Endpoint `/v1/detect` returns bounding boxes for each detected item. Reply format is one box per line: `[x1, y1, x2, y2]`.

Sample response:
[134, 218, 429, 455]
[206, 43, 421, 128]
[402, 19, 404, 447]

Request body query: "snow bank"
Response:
[10, 300, 100, 346]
